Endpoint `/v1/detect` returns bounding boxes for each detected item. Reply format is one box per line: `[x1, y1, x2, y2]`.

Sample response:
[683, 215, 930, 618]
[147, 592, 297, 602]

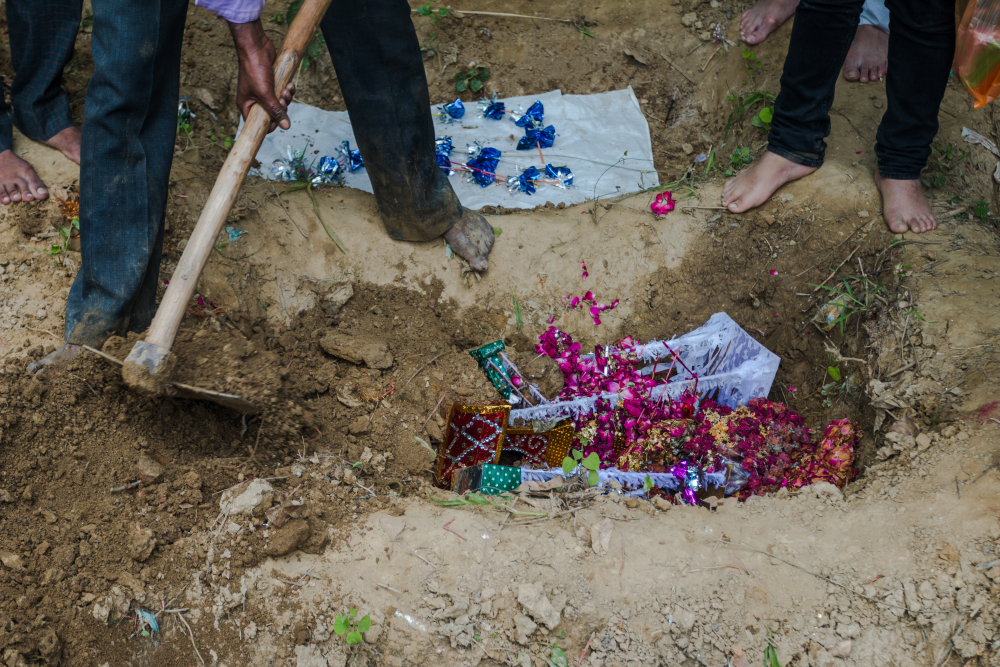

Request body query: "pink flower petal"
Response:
[773, 312, 780, 317]
[581, 260, 589, 279]
[770, 270, 778, 276]
[788, 387, 797, 392]
[583, 290, 595, 301]
[570, 296, 580, 308]
[548, 315, 555, 324]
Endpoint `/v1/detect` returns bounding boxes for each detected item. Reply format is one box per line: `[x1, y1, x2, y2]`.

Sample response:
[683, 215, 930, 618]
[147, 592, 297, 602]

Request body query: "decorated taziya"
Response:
[441, 98, 465, 121]
[512, 100, 544, 127]
[534, 327, 857, 503]
[435, 137, 454, 175]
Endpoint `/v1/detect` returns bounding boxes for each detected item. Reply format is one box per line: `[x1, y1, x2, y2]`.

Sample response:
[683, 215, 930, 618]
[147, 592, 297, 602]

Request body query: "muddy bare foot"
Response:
[722, 151, 816, 213]
[27, 344, 85, 375]
[874, 172, 937, 234]
[740, 0, 799, 44]
[0, 149, 48, 204]
[443, 208, 494, 272]
[844, 24, 889, 82]
[42, 125, 82, 164]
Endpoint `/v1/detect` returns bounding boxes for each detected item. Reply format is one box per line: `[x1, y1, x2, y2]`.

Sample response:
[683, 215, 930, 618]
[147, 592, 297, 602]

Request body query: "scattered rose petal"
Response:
[770, 270, 778, 276]
[651, 191, 676, 216]
[196, 296, 205, 307]
[570, 296, 580, 308]
[773, 312, 780, 317]
[548, 316, 555, 324]
[788, 387, 797, 392]
[584, 290, 595, 301]
[581, 260, 589, 279]
[855, 151, 862, 154]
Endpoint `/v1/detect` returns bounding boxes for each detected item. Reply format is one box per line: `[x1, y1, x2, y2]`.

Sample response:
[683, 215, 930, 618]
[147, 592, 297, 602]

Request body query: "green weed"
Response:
[21, 218, 79, 264]
[973, 199, 990, 222]
[333, 608, 370, 645]
[722, 91, 775, 145]
[742, 48, 762, 72]
[812, 276, 886, 336]
[725, 146, 752, 176]
[454, 65, 490, 93]
[562, 448, 600, 486]
[416, 3, 451, 25]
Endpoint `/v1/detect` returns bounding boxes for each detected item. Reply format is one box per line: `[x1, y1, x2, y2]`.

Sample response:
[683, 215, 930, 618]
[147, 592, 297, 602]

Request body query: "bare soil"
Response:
[0, 1, 999, 667]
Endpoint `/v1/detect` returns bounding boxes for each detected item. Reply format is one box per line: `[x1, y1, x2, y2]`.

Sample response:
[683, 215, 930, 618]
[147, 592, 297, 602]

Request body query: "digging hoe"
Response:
[107, 0, 334, 412]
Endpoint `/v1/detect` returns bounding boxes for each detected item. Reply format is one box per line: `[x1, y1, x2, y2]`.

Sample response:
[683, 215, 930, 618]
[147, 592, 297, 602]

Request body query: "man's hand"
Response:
[228, 19, 295, 133]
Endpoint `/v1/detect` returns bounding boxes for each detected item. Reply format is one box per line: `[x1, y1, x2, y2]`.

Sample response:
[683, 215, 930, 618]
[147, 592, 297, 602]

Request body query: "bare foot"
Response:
[42, 126, 82, 164]
[27, 344, 85, 375]
[740, 0, 799, 44]
[443, 208, 495, 272]
[844, 24, 889, 83]
[0, 149, 48, 204]
[722, 151, 816, 213]
[874, 172, 937, 234]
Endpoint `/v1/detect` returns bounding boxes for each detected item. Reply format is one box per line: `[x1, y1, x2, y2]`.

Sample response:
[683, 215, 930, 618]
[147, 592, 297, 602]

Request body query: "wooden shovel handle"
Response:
[145, 0, 332, 351]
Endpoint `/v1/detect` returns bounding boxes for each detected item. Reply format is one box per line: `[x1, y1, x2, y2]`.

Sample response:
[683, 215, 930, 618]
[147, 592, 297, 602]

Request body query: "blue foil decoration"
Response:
[467, 146, 501, 187]
[544, 164, 573, 187]
[443, 98, 465, 119]
[339, 140, 364, 171]
[480, 93, 506, 120]
[435, 137, 454, 175]
[513, 100, 544, 127]
[517, 124, 556, 150]
[515, 166, 540, 194]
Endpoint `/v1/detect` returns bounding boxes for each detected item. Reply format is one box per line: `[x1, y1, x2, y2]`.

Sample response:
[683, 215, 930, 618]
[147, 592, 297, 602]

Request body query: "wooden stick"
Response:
[141, 0, 334, 355]
[434, 9, 572, 22]
[660, 53, 697, 85]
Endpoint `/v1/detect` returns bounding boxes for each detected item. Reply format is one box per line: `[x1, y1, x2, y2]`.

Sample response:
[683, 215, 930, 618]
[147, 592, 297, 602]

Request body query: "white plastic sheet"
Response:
[245, 87, 658, 210]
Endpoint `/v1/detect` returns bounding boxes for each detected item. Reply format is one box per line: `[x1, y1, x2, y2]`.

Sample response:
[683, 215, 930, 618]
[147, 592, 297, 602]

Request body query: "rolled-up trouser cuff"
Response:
[766, 145, 825, 169]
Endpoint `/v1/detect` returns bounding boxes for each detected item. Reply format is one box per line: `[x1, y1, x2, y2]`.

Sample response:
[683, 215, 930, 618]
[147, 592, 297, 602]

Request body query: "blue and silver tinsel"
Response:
[441, 98, 465, 120]
[517, 124, 556, 150]
[480, 93, 506, 120]
[507, 165, 540, 195]
[512, 100, 544, 128]
[435, 136, 454, 175]
[544, 164, 573, 188]
[338, 140, 364, 171]
[466, 146, 501, 187]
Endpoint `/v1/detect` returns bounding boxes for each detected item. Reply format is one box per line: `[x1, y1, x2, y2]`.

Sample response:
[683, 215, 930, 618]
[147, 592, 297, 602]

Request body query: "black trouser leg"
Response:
[320, 0, 462, 242]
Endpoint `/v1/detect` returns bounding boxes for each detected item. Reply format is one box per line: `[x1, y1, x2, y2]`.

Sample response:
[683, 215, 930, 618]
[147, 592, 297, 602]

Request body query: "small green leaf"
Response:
[582, 452, 600, 471]
[453, 70, 466, 81]
[439, 7, 450, 16]
[588, 469, 599, 487]
[550, 645, 568, 667]
[562, 456, 576, 476]
[477, 68, 491, 81]
[642, 475, 654, 494]
[571, 448, 582, 461]
[493, 227, 502, 237]
[455, 80, 468, 92]
[827, 366, 841, 382]
[350, 608, 357, 617]
[346, 631, 363, 645]
[758, 106, 773, 123]
[417, 3, 432, 16]
[358, 615, 371, 633]
[333, 616, 349, 636]
[470, 79, 483, 92]
[141, 630, 149, 637]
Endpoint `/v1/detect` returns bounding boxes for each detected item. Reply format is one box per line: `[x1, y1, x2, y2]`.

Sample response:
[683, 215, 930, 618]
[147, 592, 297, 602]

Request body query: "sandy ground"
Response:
[0, 1, 999, 667]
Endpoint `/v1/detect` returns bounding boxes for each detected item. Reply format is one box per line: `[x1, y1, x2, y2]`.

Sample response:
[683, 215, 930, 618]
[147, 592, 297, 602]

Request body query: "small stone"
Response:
[138, 449, 166, 483]
[36, 309, 46, 319]
[0, 489, 11, 503]
[873, 99, 884, 108]
[128, 528, 156, 562]
[294, 644, 328, 667]
[320, 280, 354, 317]
[681, 11, 697, 26]
[916, 433, 932, 451]
[513, 613, 537, 645]
[319, 334, 393, 369]
[349, 416, 371, 435]
[0, 552, 23, 570]
[681, 143, 694, 155]
[264, 518, 311, 557]
[624, 498, 640, 509]
[654, 496, 672, 511]
[220, 479, 274, 517]
[835, 623, 861, 638]
[518, 582, 561, 629]
[20, 485, 33, 502]
[857, 210, 869, 219]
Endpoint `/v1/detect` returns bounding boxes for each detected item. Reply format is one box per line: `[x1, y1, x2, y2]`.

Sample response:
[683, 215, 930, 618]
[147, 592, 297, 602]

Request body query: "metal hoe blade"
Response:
[83, 346, 259, 414]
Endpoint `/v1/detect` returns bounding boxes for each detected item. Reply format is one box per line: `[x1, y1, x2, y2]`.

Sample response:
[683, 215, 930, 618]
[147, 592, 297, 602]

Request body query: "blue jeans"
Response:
[64, 0, 188, 345]
[0, 0, 82, 152]
[767, 0, 954, 179]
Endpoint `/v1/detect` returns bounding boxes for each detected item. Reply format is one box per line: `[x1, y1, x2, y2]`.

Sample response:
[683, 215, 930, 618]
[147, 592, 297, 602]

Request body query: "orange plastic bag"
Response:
[955, 0, 1000, 108]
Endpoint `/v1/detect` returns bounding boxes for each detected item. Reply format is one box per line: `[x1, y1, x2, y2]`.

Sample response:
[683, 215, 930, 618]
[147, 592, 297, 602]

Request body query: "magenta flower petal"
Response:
[584, 290, 595, 301]
[770, 270, 778, 276]
[581, 260, 589, 279]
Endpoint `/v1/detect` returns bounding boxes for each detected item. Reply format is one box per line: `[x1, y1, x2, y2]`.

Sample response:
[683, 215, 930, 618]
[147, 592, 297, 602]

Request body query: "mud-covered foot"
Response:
[27, 344, 85, 375]
[722, 151, 816, 213]
[443, 208, 494, 272]
[42, 126, 82, 164]
[740, 0, 799, 44]
[844, 24, 889, 82]
[0, 149, 48, 204]
[875, 172, 937, 234]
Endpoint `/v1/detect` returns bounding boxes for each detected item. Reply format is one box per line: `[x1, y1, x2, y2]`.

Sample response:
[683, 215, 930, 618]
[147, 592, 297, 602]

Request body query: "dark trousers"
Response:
[768, 0, 954, 179]
[66, 0, 458, 346]
[0, 0, 82, 153]
[320, 0, 462, 241]
[65, 0, 188, 345]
